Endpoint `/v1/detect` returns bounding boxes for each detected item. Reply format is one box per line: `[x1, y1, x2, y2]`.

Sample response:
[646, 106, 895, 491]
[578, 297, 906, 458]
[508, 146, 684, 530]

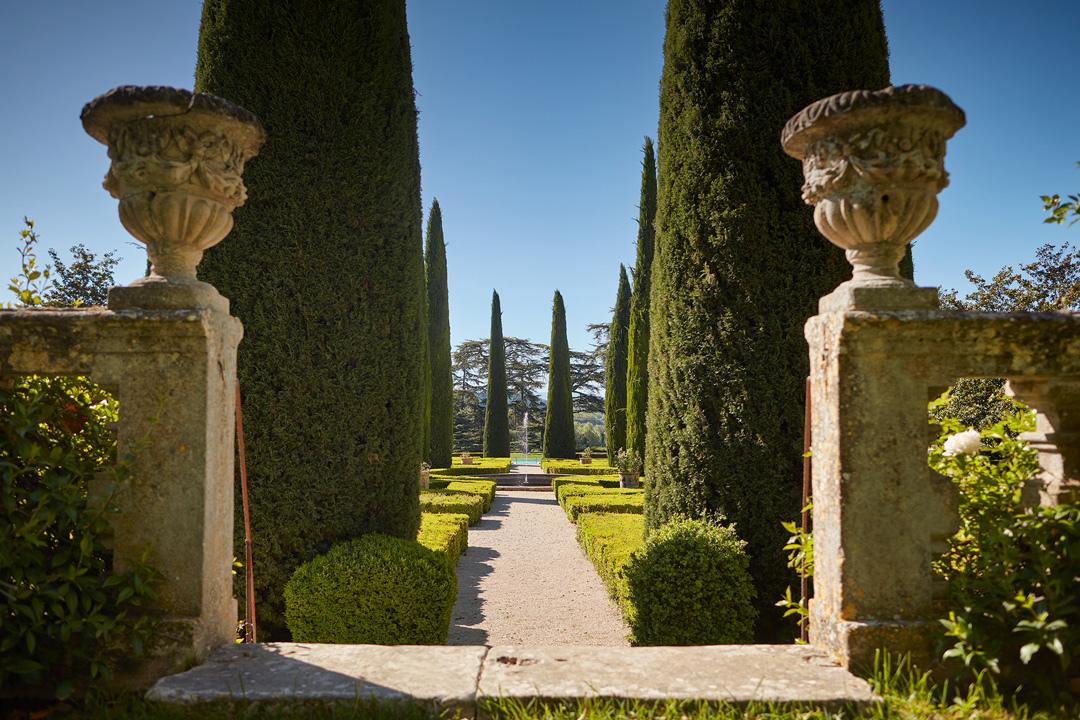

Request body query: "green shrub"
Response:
[417, 512, 469, 566]
[437, 457, 511, 475]
[604, 265, 631, 459]
[445, 480, 496, 513]
[932, 410, 1080, 694]
[426, 200, 454, 469]
[563, 492, 644, 523]
[284, 534, 456, 645]
[1, 377, 160, 697]
[543, 291, 575, 459]
[576, 513, 644, 625]
[419, 490, 484, 525]
[626, 517, 756, 646]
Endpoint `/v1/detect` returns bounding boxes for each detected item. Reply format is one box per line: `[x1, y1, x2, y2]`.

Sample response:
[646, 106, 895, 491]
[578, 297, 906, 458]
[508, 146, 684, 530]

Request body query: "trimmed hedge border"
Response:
[575, 513, 644, 628]
[552, 475, 620, 500]
[420, 490, 484, 525]
[445, 480, 496, 513]
[436, 457, 511, 475]
[542, 458, 613, 475]
[417, 512, 469, 566]
[563, 492, 644, 522]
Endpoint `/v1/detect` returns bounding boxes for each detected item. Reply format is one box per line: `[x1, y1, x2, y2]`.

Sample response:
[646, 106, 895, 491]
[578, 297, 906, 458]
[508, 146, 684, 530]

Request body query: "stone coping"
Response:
[146, 643, 878, 717]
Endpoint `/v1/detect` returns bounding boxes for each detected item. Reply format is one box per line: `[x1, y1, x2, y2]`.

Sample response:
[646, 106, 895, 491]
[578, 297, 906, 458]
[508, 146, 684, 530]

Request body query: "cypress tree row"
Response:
[425, 199, 453, 468]
[625, 137, 657, 456]
[195, 0, 425, 636]
[543, 290, 575, 459]
[483, 290, 510, 457]
[646, 0, 890, 639]
[604, 265, 632, 459]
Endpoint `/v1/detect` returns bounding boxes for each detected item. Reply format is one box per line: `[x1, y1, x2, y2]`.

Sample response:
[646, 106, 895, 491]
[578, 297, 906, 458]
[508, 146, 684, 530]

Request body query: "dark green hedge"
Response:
[646, 0, 890, 639]
[604, 265, 632, 458]
[426, 199, 454, 469]
[625, 137, 656, 457]
[543, 291, 575, 459]
[284, 534, 455, 644]
[483, 291, 511, 457]
[195, 0, 425, 638]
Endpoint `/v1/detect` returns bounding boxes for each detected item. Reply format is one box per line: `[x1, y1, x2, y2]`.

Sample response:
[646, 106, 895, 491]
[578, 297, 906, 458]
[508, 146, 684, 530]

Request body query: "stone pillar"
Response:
[783, 85, 965, 670]
[1004, 378, 1080, 505]
[80, 86, 264, 683]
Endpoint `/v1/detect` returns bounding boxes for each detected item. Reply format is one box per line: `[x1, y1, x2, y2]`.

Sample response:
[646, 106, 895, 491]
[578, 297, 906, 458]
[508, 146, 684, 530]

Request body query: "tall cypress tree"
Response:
[543, 290, 575, 459]
[195, 0, 424, 636]
[646, 0, 890, 639]
[605, 265, 632, 458]
[425, 199, 453, 468]
[625, 137, 657, 456]
[483, 290, 510, 457]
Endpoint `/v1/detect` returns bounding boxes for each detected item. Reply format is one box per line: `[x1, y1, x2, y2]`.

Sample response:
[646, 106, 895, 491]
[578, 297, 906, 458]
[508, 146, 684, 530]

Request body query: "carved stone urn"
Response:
[81, 86, 265, 309]
[781, 85, 965, 310]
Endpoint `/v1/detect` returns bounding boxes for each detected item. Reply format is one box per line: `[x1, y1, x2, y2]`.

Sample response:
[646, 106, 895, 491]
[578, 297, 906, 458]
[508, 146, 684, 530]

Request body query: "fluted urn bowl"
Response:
[781, 85, 965, 285]
[81, 86, 265, 280]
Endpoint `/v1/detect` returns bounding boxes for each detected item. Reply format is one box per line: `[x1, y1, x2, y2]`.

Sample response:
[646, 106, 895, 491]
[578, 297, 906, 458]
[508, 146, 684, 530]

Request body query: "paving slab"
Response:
[477, 645, 878, 712]
[145, 642, 487, 716]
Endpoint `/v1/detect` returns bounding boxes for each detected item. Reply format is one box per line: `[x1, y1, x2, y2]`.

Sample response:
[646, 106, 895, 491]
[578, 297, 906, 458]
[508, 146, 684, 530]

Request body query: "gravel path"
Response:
[446, 489, 630, 646]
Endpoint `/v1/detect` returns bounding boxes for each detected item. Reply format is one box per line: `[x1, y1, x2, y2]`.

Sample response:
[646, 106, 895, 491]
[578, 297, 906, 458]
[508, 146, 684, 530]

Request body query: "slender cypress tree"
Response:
[646, 0, 890, 639]
[543, 290, 575, 459]
[483, 290, 510, 457]
[625, 137, 657, 456]
[425, 199, 453, 468]
[195, 0, 424, 636]
[605, 265, 632, 458]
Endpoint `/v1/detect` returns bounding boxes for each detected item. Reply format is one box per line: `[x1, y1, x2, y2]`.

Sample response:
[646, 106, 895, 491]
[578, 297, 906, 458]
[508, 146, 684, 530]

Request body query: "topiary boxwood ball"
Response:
[626, 517, 756, 645]
[284, 534, 456, 645]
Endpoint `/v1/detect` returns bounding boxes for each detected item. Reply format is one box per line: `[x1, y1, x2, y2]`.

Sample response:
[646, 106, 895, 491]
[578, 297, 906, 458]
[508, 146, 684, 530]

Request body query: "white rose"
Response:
[943, 429, 982, 456]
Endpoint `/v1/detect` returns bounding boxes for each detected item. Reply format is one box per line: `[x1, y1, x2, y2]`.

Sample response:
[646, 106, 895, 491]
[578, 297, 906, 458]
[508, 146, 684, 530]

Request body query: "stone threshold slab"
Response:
[147, 643, 877, 717]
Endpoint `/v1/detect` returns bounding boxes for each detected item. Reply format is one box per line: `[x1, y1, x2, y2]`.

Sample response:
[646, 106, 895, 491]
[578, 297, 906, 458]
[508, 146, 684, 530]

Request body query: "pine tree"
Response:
[195, 0, 424, 636]
[605, 265, 632, 458]
[625, 137, 657, 456]
[483, 290, 511, 457]
[543, 290, 575, 459]
[426, 199, 453, 468]
[646, 0, 890, 639]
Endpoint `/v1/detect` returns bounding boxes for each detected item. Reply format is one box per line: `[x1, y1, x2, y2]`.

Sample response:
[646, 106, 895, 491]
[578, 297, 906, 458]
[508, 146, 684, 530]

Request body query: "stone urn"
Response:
[618, 472, 640, 489]
[781, 85, 965, 310]
[81, 86, 265, 309]
[461, 455, 473, 466]
[580, 457, 592, 465]
[419, 469, 430, 491]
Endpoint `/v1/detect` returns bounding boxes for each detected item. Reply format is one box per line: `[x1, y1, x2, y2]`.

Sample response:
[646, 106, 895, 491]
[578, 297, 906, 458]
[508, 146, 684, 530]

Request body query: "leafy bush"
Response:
[625, 517, 756, 646]
[542, 459, 613, 475]
[576, 513, 644, 624]
[416, 512, 469, 566]
[1, 377, 159, 697]
[932, 410, 1080, 694]
[419, 490, 484, 525]
[283, 534, 456, 645]
[551, 476, 619, 499]
[437, 457, 511, 475]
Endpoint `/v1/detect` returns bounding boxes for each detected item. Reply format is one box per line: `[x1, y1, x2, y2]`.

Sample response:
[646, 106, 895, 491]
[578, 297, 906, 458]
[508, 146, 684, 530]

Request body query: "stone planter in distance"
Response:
[619, 472, 640, 489]
[419, 471, 430, 490]
[461, 457, 473, 465]
[580, 457, 592, 465]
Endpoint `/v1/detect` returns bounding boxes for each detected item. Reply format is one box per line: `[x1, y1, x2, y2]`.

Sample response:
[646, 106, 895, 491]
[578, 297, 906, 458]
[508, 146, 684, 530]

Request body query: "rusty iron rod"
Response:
[801, 375, 811, 643]
[235, 378, 255, 644]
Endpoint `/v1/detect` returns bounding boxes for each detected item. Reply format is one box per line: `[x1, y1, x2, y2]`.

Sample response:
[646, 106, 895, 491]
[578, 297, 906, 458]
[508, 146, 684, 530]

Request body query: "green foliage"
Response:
[646, 0, 890, 638]
[483, 291, 511, 457]
[416, 512, 469, 566]
[575, 513, 644, 626]
[195, 0, 425, 636]
[435, 456, 511, 475]
[7, 218, 52, 308]
[626, 517, 756, 646]
[444, 479, 496, 513]
[283, 534, 455, 645]
[544, 291, 575, 459]
[45, 245, 119, 308]
[626, 137, 656, 457]
[614, 448, 642, 474]
[551, 476, 620, 500]
[1042, 161, 1080, 226]
[1, 378, 160, 697]
[604, 266, 632, 459]
[776, 499, 813, 639]
[930, 411, 1080, 694]
[541, 459, 614, 475]
[563, 491, 644, 523]
[426, 200, 454, 468]
[419, 490, 484, 525]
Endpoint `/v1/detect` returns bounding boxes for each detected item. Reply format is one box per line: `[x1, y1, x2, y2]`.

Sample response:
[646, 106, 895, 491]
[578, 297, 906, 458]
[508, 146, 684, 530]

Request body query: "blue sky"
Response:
[2, 1, 1078, 355]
